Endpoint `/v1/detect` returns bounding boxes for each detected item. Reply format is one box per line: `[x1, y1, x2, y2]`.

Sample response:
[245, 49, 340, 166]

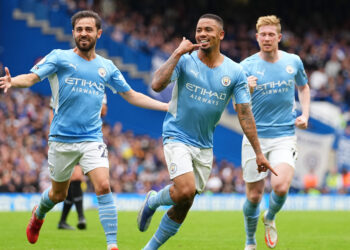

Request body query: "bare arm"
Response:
[119, 89, 168, 112]
[0, 67, 40, 93]
[295, 84, 310, 129]
[151, 37, 201, 92]
[236, 102, 277, 175]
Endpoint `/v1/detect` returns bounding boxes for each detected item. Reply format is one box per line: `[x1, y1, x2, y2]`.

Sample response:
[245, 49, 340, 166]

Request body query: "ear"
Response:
[219, 30, 225, 41]
[97, 29, 103, 39]
[278, 33, 282, 42]
[255, 33, 258, 41]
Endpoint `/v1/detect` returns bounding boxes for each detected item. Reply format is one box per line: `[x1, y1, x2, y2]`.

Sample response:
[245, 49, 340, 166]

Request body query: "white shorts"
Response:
[164, 142, 213, 194]
[242, 135, 297, 183]
[48, 141, 109, 182]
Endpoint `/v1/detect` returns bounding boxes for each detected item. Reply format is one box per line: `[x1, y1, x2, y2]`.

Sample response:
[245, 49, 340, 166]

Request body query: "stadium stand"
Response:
[1, 0, 350, 195]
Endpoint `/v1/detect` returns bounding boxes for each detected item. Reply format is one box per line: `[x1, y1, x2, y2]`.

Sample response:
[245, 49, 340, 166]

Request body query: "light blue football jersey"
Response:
[240, 51, 308, 138]
[31, 49, 131, 142]
[163, 51, 250, 148]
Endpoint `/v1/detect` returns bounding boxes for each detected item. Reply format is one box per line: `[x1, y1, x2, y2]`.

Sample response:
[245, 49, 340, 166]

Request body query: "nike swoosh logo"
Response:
[265, 230, 276, 247]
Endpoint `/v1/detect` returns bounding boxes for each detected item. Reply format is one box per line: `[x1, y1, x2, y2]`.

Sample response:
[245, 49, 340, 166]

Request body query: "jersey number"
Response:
[98, 145, 108, 158]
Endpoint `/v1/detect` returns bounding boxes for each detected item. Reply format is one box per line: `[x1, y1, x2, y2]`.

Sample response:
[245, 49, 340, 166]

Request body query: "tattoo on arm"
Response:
[152, 53, 181, 92]
[236, 103, 262, 155]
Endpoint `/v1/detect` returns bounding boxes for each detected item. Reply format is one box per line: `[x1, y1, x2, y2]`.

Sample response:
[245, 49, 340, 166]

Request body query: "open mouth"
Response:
[200, 40, 209, 46]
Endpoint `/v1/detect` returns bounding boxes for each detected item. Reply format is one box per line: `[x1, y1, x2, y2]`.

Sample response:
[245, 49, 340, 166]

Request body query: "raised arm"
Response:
[0, 67, 40, 93]
[236, 102, 277, 176]
[151, 37, 201, 92]
[119, 89, 168, 112]
[295, 84, 310, 129]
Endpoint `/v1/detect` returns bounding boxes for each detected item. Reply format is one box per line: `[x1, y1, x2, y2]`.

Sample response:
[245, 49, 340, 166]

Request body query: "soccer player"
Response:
[240, 15, 310, 250]
[137, 14, 276, 250]
[0, 10, 167, 250]
[52, 94, 107, 230]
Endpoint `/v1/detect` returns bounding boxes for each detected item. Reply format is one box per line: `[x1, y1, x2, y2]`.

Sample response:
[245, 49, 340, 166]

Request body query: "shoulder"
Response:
[52, 49, 72, 56]
[224, 56, 245, 73]
[240, 53, 259, 66]
[181, 52, 194, 63]
[281, 50, 302, 63]
[97, 55, 117, 71]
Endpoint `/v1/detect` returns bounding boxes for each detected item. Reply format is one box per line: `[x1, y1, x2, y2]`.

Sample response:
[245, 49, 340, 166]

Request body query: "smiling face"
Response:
[72, 17, 102, 52]
[195, 18, 224, 53]
[256, 24, 282, 53]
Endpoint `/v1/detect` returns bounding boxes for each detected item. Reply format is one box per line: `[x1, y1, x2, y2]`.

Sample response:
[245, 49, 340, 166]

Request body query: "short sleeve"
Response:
[233, 67, 251, 104]
[30, 50, 58, 80]
[107, 66, 131, 94]
[295, 56, 308, 86]
[170, 55, 185, 82]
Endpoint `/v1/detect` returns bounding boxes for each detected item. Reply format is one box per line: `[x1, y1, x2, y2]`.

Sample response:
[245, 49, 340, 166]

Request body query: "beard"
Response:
[75, 36, 97, 52]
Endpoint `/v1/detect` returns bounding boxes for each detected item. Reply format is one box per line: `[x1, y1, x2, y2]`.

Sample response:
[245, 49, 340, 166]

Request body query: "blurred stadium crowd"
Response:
[0, 90, 349, 194]
[1, 0, 350, 194]
[54, 0, 350, 115]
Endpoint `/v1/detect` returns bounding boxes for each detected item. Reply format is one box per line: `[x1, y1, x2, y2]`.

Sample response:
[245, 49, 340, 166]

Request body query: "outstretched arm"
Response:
[119, 89, 168, 112]
[295, 84, 310, 129]
[151, 37, 201, 92]
[236, 102, 277, 176]
[0, 67, 40, 93]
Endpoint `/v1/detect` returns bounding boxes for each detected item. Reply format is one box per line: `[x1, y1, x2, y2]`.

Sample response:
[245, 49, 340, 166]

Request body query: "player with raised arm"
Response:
[136, 13, 276, 250]
[240, 15, 310, 250]
[0, 10, 167, 250]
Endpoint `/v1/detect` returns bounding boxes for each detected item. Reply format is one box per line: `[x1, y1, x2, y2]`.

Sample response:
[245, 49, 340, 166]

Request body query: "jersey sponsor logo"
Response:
[186, 82, 227, 106]
[65, 77, 104, 96]
[98, 67, 106, 77]
[286, 65, 294, 74]
[256, 80, 295, 95]
[65, 77, 105, 91]
[221, 76, 231, 87]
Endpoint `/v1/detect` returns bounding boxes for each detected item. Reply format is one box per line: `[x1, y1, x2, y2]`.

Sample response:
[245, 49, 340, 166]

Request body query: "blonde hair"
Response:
[256, 15, 281, 33]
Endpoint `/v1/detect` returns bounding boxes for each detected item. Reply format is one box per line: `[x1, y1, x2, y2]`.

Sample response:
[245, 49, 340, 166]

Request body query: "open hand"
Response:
[0, 67, 12, 93]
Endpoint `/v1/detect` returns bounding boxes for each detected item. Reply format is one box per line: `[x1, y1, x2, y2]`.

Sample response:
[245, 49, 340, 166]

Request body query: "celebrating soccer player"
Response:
[0, 10, 168, 250]
[240, 15, 310, 250]
[137, 13, 275, 250]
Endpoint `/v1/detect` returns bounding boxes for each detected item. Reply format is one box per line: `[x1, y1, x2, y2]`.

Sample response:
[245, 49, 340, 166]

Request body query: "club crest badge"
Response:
[221, 76, 231, 87]
[98, 67, 106, 77]
[169, 163, 177, 175]
[286, 65, 294, 74]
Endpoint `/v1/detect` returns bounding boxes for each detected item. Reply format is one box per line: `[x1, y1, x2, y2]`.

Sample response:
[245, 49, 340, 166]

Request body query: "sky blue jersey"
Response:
[240, 51, 308, 138]
[31, 49, 131, 142]
[163, 51, 250, 148]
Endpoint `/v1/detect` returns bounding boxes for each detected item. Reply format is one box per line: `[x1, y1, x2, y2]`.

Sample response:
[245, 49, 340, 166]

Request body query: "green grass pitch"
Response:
[0, 210, 349, 249]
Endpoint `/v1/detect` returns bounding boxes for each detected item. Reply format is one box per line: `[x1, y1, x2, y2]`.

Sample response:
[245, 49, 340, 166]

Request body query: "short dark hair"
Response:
[199, 13, 224, 30]
[71, 10, 102, 30]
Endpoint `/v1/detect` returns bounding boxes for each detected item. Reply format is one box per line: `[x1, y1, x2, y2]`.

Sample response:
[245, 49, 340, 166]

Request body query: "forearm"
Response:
[151, 50, 182, 92]
[12, 73, 39, 88]
[298, 85, 310, 118]
[236, 103, 262, 155]
[120, 90, 167, 111]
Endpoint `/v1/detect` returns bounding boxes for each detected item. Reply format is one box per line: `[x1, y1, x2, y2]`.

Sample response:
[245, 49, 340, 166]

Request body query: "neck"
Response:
[198, 48, 223, 68]
[260, 50, 279, 63]
[74, 47, 96, 61]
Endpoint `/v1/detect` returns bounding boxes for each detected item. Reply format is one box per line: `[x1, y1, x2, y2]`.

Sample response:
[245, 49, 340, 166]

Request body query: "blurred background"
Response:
[0, 0, 350, 210]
